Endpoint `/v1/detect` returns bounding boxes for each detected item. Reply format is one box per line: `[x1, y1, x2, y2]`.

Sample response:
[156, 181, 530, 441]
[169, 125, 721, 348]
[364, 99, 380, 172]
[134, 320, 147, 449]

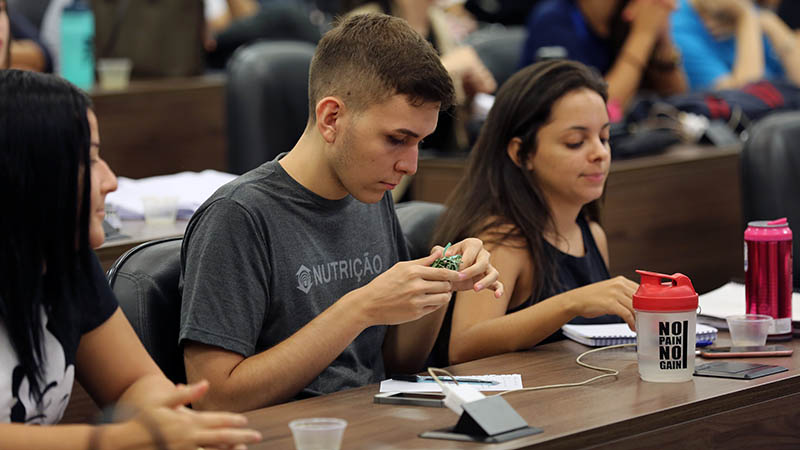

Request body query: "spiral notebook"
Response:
[561, 323, 718, 347]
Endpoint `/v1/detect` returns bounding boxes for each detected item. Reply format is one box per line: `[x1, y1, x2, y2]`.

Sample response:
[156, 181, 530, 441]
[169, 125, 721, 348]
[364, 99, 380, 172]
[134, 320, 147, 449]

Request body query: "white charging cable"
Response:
[425, 342, 636, 407]
[497, 343, 636, 396]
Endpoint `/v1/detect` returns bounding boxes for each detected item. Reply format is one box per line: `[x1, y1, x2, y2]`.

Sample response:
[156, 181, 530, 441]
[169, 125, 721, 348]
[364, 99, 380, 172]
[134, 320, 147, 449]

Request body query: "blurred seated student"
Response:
[672, 0, 800, 90]
[204, 0, 322, 69]
[2, 0, 51, 72]
[0, 70, 261, 449]
[431, 60, 638, 365]
[346, 0, 497, 151]
[520, 0, 687, 119]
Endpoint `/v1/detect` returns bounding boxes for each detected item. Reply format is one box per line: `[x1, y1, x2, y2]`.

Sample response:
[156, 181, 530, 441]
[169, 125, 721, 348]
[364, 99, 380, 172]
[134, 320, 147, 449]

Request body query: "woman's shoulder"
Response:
[476, 219, 530, 257]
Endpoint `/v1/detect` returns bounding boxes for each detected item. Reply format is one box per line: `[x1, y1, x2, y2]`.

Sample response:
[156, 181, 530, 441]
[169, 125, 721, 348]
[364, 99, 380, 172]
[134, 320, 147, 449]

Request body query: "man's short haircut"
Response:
[308, 13, 455, 121]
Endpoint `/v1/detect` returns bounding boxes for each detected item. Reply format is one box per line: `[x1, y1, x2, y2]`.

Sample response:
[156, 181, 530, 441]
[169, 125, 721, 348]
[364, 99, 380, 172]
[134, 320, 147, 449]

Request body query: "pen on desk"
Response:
[391, 375, 499, 385]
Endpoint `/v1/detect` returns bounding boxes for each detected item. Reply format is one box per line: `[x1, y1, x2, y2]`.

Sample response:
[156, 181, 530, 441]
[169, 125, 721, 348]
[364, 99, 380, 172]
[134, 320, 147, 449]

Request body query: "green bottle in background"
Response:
[60, 0, 94, 90]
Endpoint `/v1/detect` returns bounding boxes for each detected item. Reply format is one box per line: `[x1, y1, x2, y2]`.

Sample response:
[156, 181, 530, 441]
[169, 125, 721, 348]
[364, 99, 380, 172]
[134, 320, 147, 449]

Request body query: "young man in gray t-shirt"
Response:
[179, 13, 503, 412]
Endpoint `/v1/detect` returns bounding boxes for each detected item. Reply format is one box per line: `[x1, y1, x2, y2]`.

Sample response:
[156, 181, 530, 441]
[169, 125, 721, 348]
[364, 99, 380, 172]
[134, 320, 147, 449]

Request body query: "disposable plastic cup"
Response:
[726, 314, 773, 346]
[97, 58, 132, 90]
[289, 418, 347, 450]
[141, 196, 178, 225]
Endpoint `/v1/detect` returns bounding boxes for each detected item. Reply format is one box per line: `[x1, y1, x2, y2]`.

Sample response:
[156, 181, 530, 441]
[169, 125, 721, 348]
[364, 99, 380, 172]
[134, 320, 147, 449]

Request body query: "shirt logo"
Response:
[296, 265, 313, 294]
[295, 253, 384, 294]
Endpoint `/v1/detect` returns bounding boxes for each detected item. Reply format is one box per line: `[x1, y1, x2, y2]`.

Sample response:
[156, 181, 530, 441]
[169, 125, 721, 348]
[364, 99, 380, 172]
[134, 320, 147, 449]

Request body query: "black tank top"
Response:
[431, 216, 619, 365]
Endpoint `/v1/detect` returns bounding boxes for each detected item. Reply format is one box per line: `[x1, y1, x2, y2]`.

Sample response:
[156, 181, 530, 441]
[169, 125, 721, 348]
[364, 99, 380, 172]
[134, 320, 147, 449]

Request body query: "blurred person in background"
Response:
[673, 0, 800, 90]
[520, 0, 687, 121]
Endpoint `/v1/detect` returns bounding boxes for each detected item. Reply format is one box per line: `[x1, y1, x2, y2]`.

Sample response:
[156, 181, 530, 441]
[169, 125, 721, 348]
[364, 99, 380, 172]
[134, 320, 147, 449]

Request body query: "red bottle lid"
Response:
[633, 270, 698, 312]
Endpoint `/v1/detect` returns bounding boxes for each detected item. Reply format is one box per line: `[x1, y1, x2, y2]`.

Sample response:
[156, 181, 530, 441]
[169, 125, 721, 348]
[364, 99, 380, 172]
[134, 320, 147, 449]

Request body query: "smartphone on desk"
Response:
[699, 345, 793, 358]
[373, 392, 445, 407]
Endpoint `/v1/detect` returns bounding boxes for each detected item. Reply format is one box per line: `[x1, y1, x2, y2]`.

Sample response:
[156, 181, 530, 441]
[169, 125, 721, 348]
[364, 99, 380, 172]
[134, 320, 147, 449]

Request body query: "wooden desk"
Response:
[245, 334, 800, 448]
[410, 145, 743, 294]
[96, 220, 188, 271]
[91, 75, 227, 179]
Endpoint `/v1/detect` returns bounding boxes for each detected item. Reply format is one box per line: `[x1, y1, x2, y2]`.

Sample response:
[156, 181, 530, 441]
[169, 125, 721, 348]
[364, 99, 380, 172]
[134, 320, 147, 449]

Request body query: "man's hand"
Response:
[352, 252, 463, 326]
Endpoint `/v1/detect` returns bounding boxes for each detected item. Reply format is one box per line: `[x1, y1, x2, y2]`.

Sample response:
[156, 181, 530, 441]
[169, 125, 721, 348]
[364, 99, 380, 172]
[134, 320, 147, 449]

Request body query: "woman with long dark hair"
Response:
[432, 60, 638, 365]
[0, 70, 261, 448]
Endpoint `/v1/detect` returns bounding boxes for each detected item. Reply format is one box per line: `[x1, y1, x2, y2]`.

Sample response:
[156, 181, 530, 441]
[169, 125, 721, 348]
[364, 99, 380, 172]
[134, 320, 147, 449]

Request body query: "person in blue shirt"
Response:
[520, 0, 687, 119]
[672, 0, 800, 90]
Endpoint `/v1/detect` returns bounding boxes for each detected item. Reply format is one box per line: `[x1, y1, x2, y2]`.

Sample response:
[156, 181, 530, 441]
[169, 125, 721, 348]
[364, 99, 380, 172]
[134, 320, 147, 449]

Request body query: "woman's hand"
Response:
[110, 380, 262, 449]
[563, 276, 638, 330]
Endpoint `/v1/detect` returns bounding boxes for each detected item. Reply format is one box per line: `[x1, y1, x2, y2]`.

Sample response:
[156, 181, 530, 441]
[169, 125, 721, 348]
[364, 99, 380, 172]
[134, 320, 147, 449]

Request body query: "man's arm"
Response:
[185, 251, 463, 411]
[184, 289, 371, 411]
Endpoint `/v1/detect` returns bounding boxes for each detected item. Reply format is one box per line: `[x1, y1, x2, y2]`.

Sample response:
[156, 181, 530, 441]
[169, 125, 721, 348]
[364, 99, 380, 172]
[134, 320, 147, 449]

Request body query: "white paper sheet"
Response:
[105, 170, 237, 220]
[698, 281, 800, 321]
[379, 374, 522, 393]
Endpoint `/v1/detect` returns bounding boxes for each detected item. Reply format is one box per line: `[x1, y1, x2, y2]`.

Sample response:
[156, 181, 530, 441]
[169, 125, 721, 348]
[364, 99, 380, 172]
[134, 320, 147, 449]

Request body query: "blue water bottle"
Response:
[60, 0, 94, 90]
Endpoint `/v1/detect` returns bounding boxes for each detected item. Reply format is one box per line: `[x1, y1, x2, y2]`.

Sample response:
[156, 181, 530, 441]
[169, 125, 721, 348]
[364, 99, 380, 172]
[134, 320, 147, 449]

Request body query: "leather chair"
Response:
[465, 25, 527, 89]
[395, 201, 447, 259]
[226, 40, 316, 174]
[741, 111, 800, 288]
[107, 237, 186, 383]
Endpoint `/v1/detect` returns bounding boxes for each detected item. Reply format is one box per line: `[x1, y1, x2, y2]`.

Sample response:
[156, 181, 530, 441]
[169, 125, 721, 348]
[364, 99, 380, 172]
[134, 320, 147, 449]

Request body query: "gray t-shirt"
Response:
[179, 157, 409, 397]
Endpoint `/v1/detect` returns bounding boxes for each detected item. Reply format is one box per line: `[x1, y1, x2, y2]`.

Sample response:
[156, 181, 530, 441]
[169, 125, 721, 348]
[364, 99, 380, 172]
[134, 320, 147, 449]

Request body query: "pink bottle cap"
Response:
[744, 218, 792, 242]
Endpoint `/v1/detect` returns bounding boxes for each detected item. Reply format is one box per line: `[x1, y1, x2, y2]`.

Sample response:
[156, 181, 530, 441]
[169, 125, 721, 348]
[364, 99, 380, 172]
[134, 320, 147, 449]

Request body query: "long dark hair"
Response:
[1, 0, 10, 70]
[432, 60, 608, 301]
[0, 70, 92, 401]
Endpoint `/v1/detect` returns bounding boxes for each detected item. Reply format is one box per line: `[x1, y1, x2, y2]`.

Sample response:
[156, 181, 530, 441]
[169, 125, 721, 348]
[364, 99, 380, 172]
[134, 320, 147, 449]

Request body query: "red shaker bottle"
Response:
[744, 218, 793, 340]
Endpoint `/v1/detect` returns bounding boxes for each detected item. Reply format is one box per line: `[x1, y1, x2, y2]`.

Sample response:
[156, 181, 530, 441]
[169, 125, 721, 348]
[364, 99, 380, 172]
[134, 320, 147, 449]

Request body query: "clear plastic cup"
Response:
[726, 314, 773, 346]
[289, 418, 347, 450]
[141, 196, 178, 225]
[97, 58, 132, 91]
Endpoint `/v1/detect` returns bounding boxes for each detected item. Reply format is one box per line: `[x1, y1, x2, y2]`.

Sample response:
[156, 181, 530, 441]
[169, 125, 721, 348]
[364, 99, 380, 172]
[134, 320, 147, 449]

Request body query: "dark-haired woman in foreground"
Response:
[0, 69, 261, 449]
[433, 60, 638, 365]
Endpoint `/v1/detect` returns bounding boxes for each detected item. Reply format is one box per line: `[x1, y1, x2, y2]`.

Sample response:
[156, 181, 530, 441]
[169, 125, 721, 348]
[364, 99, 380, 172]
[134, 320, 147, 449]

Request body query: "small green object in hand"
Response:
[431, 242, 462, 271]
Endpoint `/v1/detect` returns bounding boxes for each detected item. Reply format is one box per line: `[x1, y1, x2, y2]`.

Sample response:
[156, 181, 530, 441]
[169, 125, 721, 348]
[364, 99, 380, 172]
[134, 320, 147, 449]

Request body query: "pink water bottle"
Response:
[744, 218, 793, 340]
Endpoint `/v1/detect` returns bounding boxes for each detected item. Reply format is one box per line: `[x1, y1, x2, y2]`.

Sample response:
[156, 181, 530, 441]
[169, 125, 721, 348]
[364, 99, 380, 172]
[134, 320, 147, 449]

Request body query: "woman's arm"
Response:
[75, 308, 175, 410]
[759, 9, 800, 86]
[448, 230, 637, 365]
[706, 0, 764, 89]
[605, 0, 671, 109]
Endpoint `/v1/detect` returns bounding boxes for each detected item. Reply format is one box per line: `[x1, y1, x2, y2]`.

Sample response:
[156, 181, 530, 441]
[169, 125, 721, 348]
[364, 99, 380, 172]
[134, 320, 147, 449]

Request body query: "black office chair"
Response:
[741, 111, 800, 288]
[465, 25, 527, 89]
[226, 40, 316, 174]
[107, 237, 186, 383]
[395, 201, 447, 259]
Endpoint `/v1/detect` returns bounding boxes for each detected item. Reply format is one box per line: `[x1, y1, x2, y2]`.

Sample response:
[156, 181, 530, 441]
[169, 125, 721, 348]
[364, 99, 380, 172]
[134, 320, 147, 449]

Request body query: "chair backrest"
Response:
[226, 40, 316, 174]
[395, 201, 447, 260]
[465, 25, 527, 89]
[107, 237, 186, 383]
[741, 111, 800, 288]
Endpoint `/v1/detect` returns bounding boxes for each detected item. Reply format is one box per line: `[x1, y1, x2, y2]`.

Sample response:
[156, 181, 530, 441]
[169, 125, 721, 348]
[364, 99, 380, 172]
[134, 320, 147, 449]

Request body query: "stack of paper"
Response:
[561, 323, 718, 347]
[105, 170, 237, 220]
